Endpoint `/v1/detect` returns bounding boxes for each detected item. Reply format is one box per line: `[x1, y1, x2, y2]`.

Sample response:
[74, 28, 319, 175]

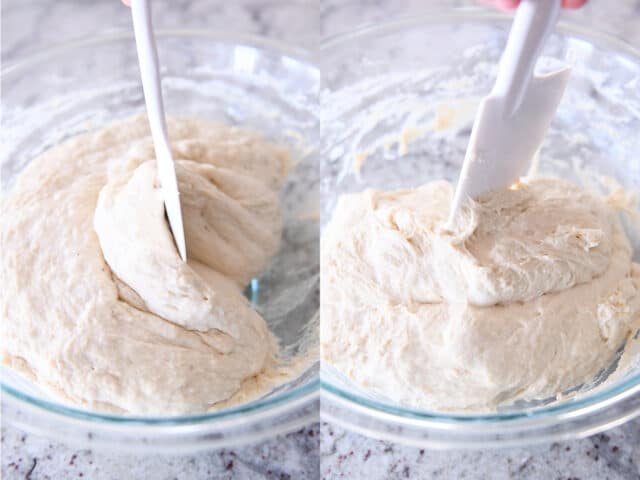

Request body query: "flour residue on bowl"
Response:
[321, 53, 640, 411]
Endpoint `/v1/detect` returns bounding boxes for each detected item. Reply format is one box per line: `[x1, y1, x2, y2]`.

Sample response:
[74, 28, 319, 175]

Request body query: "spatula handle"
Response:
[130, 0, 188, 262]
[130, 0, 170, 156]
[492, 0, 561, 116]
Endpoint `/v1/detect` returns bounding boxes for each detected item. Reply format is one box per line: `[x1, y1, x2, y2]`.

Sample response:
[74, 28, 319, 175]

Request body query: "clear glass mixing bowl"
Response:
[320, 9, 640, 448]
[1, 31, 319, 452]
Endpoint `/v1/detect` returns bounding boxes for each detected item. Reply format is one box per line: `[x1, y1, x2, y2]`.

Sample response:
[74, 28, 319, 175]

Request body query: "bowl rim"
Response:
[2, 28, 315, 76]
[319, 8, 640, 429]
[321, 8, 640, 57]
[1, 30, 320, 434]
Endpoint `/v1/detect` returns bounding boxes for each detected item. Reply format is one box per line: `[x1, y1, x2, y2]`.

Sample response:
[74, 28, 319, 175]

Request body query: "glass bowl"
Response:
[320, 8, 640, 448]
[0, 31, 319, 452]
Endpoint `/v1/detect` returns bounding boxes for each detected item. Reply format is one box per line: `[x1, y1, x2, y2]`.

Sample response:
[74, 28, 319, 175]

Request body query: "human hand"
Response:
[121, 0, 130, 6]
[480, 0, 587, 10]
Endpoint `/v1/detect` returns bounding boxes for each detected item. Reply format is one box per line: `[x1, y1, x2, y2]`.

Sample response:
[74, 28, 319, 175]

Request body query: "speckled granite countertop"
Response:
[320, 0, 640, 45]
[319, 1, 640, 479]
[1, 1, 319, 479]
[3, 0, 640, 479]
[321, 420, 640, 479]
[2, 421, 320, 480]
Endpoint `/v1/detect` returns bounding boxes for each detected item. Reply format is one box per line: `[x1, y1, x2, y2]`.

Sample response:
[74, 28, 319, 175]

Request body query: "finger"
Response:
[481, 0, 587, 9]
[562, 0, 587, 8]
[479, 0, 521, 10]
[497, 0, 521, 9]
[121, 0, 131, 6]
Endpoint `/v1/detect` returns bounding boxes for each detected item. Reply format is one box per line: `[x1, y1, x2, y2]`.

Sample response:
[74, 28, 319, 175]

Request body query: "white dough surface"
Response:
[321, 177, 640, 411]
[1, 115, 290, 414]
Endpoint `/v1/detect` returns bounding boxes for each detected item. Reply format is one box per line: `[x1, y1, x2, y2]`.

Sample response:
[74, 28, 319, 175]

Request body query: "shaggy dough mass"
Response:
[1, 115, 290, 414]
[321, 177, 640, 411]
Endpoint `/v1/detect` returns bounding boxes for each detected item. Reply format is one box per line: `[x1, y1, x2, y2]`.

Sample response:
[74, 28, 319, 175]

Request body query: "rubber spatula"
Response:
[130, 0, 187, 261]
[448, 0, 571, 224]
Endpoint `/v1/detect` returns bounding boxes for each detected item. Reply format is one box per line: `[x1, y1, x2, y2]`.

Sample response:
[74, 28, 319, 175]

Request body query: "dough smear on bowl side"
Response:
[1, 114, 295, 414]
[321, 176, 640, 411]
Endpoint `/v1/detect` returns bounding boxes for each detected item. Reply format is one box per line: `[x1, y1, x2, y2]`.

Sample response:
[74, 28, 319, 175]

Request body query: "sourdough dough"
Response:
[321, 177, 640, 411]
[1, 115, 290, 414]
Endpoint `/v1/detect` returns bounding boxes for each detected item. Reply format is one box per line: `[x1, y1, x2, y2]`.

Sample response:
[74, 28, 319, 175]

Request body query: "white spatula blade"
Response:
[131, 0, 187, 262]
[451, 67, 571, 204]
[449, 0, 570, 223]
[156, 144, 188, 262]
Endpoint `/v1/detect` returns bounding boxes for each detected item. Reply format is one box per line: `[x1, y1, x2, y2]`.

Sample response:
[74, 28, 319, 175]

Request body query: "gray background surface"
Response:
[2, 0, 640, 479]
[1, 1, 319, 479]
[319, 0, 640, 478]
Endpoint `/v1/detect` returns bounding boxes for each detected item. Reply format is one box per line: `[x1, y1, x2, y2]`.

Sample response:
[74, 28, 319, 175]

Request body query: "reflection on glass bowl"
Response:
[320, 9, 640, 447]
[1, 31, 319, 452]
